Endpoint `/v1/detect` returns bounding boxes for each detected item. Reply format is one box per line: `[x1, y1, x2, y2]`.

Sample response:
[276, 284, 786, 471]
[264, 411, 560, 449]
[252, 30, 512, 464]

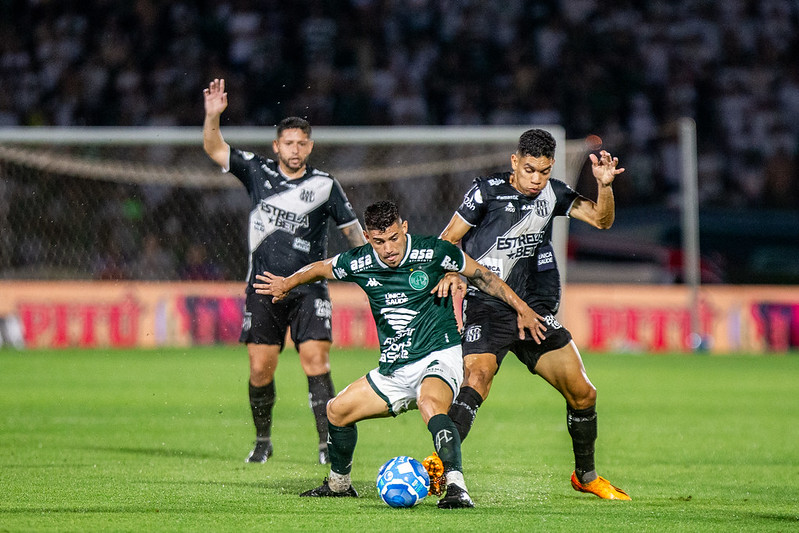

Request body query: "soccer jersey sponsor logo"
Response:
[409, 249, 433, 261]
[366, 277, 382, 287]
[504, 202, 515, 212]
[380, 325, 416, 363]
[496, 232, 541, 260]
[537, 246, 555, 271]
[496, 195, 519, 200]
[496, 233, 541, 250]
[350, 255, 373, 272]
[333, 267, 347, 279]
[440, 255, 460, 271]
[314, 299, 332, 318]
[292, 237, 311, 252]
[384, 292, 408, 306]
[488, 178, 504, 186]
[260, 203, 310, 233]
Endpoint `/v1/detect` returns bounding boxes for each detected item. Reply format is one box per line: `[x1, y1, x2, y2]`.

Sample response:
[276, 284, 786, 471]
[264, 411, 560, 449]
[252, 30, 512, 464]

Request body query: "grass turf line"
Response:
[1, 346, 798, 532]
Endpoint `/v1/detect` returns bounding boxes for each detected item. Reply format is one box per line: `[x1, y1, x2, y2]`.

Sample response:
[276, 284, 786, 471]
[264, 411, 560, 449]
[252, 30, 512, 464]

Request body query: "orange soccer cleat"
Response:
[422, 453, 446, 496]
[570, 472, 631, 500]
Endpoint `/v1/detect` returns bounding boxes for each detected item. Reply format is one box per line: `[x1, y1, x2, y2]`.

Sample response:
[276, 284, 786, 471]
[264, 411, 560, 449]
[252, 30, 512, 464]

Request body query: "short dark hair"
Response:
[276, 116, 312, 138]
[517, 129, 556, 159]
[364, 200, 401, 232]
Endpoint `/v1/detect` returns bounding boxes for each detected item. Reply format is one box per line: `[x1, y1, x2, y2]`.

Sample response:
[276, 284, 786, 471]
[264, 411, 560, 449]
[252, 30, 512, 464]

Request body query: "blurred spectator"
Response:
[2, 0, 798, 282]
[131, 234, 177, 280]
[179, 243, 223, 281]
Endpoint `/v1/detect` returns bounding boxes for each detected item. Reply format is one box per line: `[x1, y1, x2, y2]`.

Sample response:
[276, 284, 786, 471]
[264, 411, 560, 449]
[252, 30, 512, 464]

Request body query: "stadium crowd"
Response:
[1, 0, 798, 280]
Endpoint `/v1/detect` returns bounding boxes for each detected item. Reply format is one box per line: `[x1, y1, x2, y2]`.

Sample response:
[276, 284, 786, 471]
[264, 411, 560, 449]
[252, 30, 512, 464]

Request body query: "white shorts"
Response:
[365, 345, 464, 416]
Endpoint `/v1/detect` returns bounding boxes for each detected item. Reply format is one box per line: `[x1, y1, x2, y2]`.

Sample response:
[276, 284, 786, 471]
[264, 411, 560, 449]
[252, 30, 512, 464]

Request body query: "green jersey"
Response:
[331, 234, 466, 375]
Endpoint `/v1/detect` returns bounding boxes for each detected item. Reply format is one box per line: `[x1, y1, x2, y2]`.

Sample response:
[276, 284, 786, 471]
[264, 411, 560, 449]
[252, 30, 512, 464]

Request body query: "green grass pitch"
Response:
[1, 346, 798, 532]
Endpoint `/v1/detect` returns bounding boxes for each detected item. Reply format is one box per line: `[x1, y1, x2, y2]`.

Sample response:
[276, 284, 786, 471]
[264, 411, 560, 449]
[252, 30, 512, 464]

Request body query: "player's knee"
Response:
[326, 397, 344, 426]
[249, 365, 273, 386]
[464, 363, 496, 397]
[571, 384, 597, 410]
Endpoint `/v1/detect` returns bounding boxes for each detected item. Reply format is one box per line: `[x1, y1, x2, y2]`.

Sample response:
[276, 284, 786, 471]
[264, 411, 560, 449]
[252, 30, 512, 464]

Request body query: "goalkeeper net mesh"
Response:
[0, 126, 586, 281]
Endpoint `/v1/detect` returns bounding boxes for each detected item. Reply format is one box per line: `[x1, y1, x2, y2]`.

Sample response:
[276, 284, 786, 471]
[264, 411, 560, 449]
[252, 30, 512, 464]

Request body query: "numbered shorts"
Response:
[239, 284, 332, 349]
[461, 297, 572, 374]
[365, 345, 464, 416]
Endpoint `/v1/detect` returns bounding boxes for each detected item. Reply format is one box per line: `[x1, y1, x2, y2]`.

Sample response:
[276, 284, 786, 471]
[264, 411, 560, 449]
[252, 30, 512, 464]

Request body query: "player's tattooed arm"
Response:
[461, 256, 546, 343]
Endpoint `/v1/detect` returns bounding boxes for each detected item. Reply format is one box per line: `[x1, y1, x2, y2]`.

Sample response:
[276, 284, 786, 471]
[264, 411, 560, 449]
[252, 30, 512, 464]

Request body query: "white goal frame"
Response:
[0, 125, 581, 299]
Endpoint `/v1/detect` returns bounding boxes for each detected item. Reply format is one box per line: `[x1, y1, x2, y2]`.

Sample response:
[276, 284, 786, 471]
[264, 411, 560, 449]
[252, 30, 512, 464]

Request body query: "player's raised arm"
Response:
[202, 78, 232, 169]
[340, 220, 367, 247]
[253, 258, 336, 302]
[569, 149, 623, 230]
[460, 254, 546, 343]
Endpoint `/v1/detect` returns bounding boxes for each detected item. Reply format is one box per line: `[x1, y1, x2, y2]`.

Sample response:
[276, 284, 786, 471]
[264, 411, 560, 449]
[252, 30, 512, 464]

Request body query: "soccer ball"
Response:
[376, 456, 430, 508]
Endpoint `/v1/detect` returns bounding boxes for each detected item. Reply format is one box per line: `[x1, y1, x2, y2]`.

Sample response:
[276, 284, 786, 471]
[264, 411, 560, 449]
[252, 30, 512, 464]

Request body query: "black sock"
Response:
[448, 386, 483, 442]
[249, 381, 275, 441]
[428, 413, 463, 473]
[328, 422, 357, 475]
[308, 372, 336, 446]
[567, 405, 597, 482]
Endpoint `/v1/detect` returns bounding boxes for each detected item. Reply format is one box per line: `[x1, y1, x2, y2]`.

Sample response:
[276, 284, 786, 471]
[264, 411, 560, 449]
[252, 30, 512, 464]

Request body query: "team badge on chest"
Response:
[408, 270, 429, 290]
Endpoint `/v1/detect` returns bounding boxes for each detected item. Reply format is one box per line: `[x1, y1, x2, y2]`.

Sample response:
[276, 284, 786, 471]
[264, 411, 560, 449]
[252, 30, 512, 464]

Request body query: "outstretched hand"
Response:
[518, 307, 547, 344]
[431, 272, 466, 299]
[589, 150, 625, 187]
[254, 272, 289, 302]
[203, 78, 228, 117]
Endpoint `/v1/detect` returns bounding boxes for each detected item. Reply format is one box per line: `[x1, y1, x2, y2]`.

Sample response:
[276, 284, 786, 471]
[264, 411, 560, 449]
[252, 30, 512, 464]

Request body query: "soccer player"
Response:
[202, 78, 366, 465]
[440, 129, 631, 500]
[253, 200, 545, 508]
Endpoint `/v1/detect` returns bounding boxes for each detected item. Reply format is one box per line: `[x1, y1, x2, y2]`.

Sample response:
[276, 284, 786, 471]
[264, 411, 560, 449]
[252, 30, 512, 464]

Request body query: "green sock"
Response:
[427, 413, 462, 472]
[328, 422, 357, 475]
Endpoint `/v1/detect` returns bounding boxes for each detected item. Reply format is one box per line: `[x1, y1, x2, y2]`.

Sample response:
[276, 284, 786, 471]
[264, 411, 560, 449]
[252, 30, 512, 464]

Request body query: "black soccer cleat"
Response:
[318, 445, 330, 465]
[300, 478, 358, 497]
[437, 483, 474, 509]
[245, 440, 273, 463]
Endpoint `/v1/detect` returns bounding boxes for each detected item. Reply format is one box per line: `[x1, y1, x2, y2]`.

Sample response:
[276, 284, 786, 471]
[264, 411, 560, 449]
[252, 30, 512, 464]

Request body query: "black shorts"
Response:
[240, 283, 333, 350]
[461, 296, 572, 374]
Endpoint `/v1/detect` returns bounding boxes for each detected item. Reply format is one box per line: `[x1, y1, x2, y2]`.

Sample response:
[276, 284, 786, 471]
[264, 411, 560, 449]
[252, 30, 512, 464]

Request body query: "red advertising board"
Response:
[1, 281, 798, 353]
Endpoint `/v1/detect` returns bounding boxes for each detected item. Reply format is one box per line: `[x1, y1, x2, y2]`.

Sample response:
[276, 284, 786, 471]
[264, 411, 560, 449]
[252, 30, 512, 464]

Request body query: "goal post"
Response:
[0, 126, 585, 285]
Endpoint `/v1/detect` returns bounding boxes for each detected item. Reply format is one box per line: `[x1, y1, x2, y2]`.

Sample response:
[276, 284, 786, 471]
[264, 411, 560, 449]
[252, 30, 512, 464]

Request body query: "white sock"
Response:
[445, 470, 468, 492]
[328, 470, 351, 492]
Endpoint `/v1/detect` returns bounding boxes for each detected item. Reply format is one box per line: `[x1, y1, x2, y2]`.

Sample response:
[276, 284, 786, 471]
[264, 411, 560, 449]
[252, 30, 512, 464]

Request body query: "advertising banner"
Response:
[1, 281, 798, 353]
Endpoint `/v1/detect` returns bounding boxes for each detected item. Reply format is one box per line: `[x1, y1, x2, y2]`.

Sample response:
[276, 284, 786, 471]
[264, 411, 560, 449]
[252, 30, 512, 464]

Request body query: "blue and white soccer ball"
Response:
[376, 456, 430, 508]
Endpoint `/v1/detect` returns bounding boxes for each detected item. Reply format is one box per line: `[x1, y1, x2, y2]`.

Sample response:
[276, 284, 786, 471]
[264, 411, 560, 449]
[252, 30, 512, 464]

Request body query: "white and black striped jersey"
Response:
[455, 172, 580, 313]
[228, 148, 360, 292]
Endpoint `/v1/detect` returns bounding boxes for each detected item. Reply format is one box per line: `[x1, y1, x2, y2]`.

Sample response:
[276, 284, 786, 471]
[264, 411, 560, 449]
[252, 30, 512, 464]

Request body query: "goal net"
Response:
[0, 126, 587, 282]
